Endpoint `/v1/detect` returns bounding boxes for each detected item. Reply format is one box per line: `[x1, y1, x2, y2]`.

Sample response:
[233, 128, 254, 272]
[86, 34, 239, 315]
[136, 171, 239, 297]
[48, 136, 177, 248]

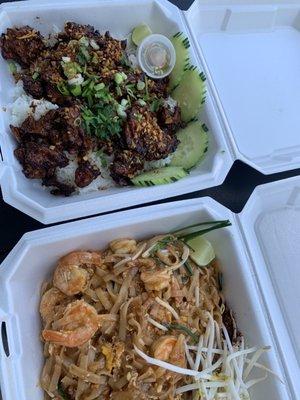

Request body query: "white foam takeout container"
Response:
[0, 176, 300, 399]
[1, 0, 300, 223]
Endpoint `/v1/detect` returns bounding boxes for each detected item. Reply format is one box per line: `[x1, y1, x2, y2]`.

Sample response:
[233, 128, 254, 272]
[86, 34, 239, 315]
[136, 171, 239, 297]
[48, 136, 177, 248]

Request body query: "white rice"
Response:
[44, 24, 60, 47]
[9, 81, 58, 127]
[128, 54, 139, 69]
[164, 96, 177, 113]
[68, 74, 84, 86]
[144, 155, 172, 171]
[56, 151, 114, 194]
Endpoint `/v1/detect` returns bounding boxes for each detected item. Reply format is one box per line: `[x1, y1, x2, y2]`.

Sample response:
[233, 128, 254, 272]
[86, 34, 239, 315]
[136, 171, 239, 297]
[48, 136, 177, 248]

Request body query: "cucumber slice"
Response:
[169, 32, 190, 91]
[187, 236, 215, 267]
[132, 23, 152, 46]
[172, 66, 206, 122]
[170, 121, 209, 170]
[131, 166, 187, 186]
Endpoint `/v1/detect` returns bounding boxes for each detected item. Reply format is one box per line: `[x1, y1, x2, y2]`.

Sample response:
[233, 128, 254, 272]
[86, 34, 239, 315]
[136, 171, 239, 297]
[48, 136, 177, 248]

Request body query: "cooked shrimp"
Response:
[42, 300, 99, 347]
[109, 239, 137, 254]
[168, 334, 186, 368]
[39, 287, 67, 321]
[152, 335, 177, 361]
[53, 251, 102, 296]
[152, 334, 186, 381]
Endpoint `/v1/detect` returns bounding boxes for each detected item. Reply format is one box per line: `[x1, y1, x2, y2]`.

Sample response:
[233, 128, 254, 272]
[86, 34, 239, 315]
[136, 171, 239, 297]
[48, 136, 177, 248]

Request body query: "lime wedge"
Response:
[187, 236, 215, 267]
[132, 23, 152, 46]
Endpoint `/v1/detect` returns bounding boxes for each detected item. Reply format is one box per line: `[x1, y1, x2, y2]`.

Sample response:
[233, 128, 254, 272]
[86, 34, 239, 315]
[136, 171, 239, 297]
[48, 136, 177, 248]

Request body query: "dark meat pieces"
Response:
[20, 110, 57, 138]
[12, 106, 91, 155]
[45, 41, 79, 62]
[110, 150, 144, 186]
[55, 105, 92, 154]
[63, 22, 95, 40]
[10, 110, 57, 143]
[92, 34, 124, 74]
[157, 105, 182, 134]
[0, 26, 45, 67]
[11, 105, 99, 193]
[124, 106, 178, 161]
[148, 77, 169, 98]
[30, 58, 66, 104]
[14, 142, 68, 179]
[75, 160, 100, 188]
[34, 59, 64, 85]
[22, 75, 44, 99]
[10, 125, 26, 143]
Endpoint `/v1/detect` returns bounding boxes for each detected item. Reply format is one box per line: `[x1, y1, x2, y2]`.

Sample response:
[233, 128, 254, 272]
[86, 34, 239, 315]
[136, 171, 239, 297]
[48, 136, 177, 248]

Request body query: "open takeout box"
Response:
[0, 0, 300, 223]
[0, 176, 299, 399]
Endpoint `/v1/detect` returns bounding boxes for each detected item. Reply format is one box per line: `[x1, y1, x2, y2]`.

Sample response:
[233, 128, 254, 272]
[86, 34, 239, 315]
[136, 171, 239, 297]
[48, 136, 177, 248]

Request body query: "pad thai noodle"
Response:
[39, 220, 279, 399]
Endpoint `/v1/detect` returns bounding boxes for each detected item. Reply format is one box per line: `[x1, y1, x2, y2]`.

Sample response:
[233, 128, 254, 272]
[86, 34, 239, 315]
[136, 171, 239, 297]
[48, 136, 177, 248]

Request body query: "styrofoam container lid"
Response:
[0, 193, 294, 399]
[240, 175, 300, 397]
[185, 0, 300, 174]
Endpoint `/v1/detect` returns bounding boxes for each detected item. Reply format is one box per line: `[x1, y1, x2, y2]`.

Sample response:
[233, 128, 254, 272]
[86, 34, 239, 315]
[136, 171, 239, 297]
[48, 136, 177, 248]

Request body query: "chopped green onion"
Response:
[32, 71, 39, 80]
[62, 61, 81, 79]
[149, 235, 175, 256]
[145, 75, 149, 99]
[135, 113, 143, 122]
[82, 80, 95, 97]
[87, 94, 93, 107]
[120, 54, 130, 67]
[8, 61, 17, 74]
[114, 72, 125, 85]
[70, 85, 82, 96]
[184, 260, 193, 276]
[91, 53, 99, 64]
[150, 98, 162, 113]
[74, 117, 81, 127]
[117, 104, 127, 118]
[165, 323, 199, 342]
[78, 46, 90, 63]
[138, 99, 146, 107]
[96, 150, 108, 167]
[116, 86, 122, 97]
[137, 80, 145, 91]
[121, 99, 129, 107]
[174, 220, 230, 237]
[94, 83, 105, 91]
[82, 78, 91, 87]
[57, 82, 70, 96]
[174, 220, 232, 243]
[90, 38, 99, 50]
[126, 84, 137, 99]
[78, 36, 89, 47]
[57, 382, 70, 400]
